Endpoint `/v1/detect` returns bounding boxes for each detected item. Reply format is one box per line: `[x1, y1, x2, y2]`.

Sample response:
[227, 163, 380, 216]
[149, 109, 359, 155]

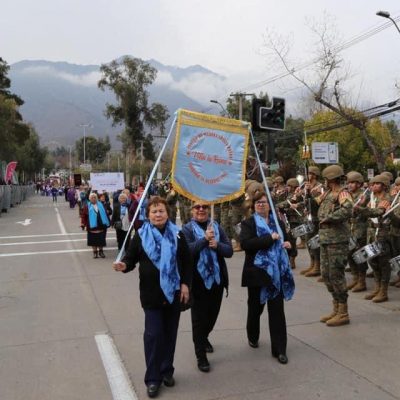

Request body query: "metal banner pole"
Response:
[115, 114, 178, 262]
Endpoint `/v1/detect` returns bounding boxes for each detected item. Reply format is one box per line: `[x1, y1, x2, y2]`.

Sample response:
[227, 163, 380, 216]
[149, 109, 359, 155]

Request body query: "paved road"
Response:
[0, 194, 399, 400]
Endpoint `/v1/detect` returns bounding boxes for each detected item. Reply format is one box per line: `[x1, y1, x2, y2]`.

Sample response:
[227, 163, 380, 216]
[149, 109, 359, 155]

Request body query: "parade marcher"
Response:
[299, 166, 323, 277]
[165, 184, 178, 224]
[113, 196, 192, 398]
[272, 176, 287, 203]
[82, 192, 110, 259]
[129, 192, 149, 231]
[178, 194, 192, 225]
[346, 171, 370, 292]
[111, 193, 131, 251]
[315, 165, 353, 327]
[356, 174, 392, 302]
[389, 176, 400, 287]
[276, 178, 303, 269]
[51, 186, 58, 202]
[240, 192, 294, 364]
[67, 186, 77, 209]
[182, 202, 233, 373]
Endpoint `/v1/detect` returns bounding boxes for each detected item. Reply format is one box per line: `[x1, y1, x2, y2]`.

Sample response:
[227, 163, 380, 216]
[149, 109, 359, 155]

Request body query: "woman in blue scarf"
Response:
[82, 192, 110, 258]
[113, 196, 193, 398]
[111, 193, 131, 250]
[182, 201, 233, 373]
[240, 191, 294, 364]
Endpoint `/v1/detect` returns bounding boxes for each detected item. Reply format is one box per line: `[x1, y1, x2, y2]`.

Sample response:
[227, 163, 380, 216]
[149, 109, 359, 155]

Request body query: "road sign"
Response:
[311, 142, 339, 164]
[80, 163, 92, 172]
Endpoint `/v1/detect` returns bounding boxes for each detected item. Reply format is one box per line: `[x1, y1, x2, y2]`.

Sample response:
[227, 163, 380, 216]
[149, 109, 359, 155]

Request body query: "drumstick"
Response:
[287, 199, 302, 216]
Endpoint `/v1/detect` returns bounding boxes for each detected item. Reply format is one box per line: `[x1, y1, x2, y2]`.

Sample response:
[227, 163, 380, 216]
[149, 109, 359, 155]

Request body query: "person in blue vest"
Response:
[82, 192, 110, 259]
[182, 201, 233, 373]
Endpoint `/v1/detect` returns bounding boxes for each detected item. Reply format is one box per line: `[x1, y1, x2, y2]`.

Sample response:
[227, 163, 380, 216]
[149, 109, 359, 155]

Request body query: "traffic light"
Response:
[259, 97, 286, 131]
[251, 98, 267, 130]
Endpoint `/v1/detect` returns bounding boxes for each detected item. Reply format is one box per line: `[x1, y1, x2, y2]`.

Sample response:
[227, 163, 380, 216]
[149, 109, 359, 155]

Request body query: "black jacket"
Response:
[122, 228, 193, 309]
[240, 215, 288, 287]
[182, 221, 233, 292]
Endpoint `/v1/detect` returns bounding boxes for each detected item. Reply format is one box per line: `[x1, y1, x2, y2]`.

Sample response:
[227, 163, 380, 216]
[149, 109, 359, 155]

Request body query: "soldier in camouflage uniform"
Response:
[314, 165, 353, 327]
[299, 166, 323, 277]
[356, 174, 392, 302]
[277, 178, 303, 269]
[165, 184, 178, 224]
[389, 177, 400, 288]
[272, 176, 287, 203]
[346, 171, 370, 292]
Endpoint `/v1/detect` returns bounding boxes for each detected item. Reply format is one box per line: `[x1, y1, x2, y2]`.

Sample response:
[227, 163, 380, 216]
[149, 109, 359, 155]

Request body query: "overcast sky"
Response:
[1, 0, 400, 109]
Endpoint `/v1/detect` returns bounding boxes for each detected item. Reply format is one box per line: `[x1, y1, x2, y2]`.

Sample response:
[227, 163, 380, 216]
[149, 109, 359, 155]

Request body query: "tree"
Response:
[263, 15, 397, 172]
[98, 57, 169, 159]
[75, 136, 111, 164]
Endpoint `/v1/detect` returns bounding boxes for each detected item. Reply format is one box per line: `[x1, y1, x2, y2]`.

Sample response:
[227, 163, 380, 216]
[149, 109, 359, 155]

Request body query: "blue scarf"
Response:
[253, 213, 295, 304]
[191, 220, 221, 289]
[88, 202, 110, 229]
[138, 197, 148, 221]
[139, 220, 180, 304]
[120, 203, 128, 217]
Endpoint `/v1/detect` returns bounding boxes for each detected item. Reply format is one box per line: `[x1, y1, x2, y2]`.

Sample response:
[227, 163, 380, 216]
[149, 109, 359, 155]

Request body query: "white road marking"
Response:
[95, 333, 138, 400]
[0, 233, 87, 239]
[0, 247, 118, 258]
[0, 237, 116, 246]
[54, 207, 67, 235]
[16, 219, 32, 226]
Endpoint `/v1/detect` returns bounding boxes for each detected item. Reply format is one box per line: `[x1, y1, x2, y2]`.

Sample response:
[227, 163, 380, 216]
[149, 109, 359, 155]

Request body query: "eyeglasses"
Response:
[193, 205, 209, 210]
[255, 201, 268, 205]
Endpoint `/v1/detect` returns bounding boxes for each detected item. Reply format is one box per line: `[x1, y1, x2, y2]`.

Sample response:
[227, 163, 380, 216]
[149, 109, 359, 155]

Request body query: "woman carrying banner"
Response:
[81, 192, 110, 259]
[240, 191, 294, 364]
[182, 201, 233, 373]
[113, 196, 192, 398]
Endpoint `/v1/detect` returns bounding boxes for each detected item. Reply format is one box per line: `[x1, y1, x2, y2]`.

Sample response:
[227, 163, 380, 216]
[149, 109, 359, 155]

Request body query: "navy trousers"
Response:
[143, 301, 181, 385]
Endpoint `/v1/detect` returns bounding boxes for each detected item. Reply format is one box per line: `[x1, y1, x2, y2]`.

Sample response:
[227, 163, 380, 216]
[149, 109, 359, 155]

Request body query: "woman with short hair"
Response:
[240, 191, 294, 364]
[113, 196, 192, 398]
[82, 192, 110, 258]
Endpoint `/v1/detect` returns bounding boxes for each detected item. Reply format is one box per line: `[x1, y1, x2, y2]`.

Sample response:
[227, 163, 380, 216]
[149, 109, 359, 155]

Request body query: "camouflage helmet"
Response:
[308, 166, 320, 177]
[395, 177, 400, 186]
[265, 177, 274, 189]
[370, 174, 390, 187]
[245, 179, 257, 191]
[274, 176, 284, 184]
[382, 171, 393, 182]
[346, 171, 364, 184]
[322, 165, 344, 180]
[286, 178, 300, 187]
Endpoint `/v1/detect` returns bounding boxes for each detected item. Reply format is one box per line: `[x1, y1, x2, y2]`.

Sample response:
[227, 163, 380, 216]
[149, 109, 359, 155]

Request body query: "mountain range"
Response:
[9, 57, 226, 148]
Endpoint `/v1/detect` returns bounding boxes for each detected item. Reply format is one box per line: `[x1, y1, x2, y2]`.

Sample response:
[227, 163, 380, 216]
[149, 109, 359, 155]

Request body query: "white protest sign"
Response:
[90, 172, 125, 193]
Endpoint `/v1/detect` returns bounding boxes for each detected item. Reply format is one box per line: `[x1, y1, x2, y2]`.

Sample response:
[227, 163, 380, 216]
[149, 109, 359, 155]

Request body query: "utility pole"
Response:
[229, 92, 254, 120]
[79, 123, 92, 164]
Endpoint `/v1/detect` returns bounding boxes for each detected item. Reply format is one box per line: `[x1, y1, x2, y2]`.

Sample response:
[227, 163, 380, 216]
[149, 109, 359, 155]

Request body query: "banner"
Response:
[5, 161, 17, 183]
[171, 109, 249, 203]
[90, 172, 125, 193]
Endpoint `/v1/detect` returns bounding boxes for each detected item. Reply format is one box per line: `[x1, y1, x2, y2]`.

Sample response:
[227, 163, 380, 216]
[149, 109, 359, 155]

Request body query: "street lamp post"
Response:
[79, 123, 92, 164]
[210, 100, 228, 116]
[376, 10, 400, 34]
[67, 145, 73, 184]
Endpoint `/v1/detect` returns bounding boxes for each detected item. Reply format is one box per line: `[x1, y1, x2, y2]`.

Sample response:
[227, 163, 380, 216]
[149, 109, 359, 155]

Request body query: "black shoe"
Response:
[163, 376, 175, 387]
[272, 353, 288, 364]
[197, 356, 210, 372]
[99, 250, 105, 258]
[147, 383, 160, 398]
[93, 251, 98, 259]
[248, 340, 259, 348]
[205, 339, 214, 353]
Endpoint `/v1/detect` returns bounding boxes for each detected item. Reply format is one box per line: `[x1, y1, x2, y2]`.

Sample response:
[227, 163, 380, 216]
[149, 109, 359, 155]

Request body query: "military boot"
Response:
[352, 271, 367, 292]
[232, 239, 242, 252]
[372, 282, 389, 303]
[289, 256, 296, 269]
[300, 258, 314, 275]
[346, 273, 359, 290]
[364, 280, 380, 300]
[389, 275, 400, 287]
[326, 302, 350, 327]
[395, 281, 400, 288]
[297, 238, 306, 249]
[320, 300, 338, 323]
[305, 259, 321, 277]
